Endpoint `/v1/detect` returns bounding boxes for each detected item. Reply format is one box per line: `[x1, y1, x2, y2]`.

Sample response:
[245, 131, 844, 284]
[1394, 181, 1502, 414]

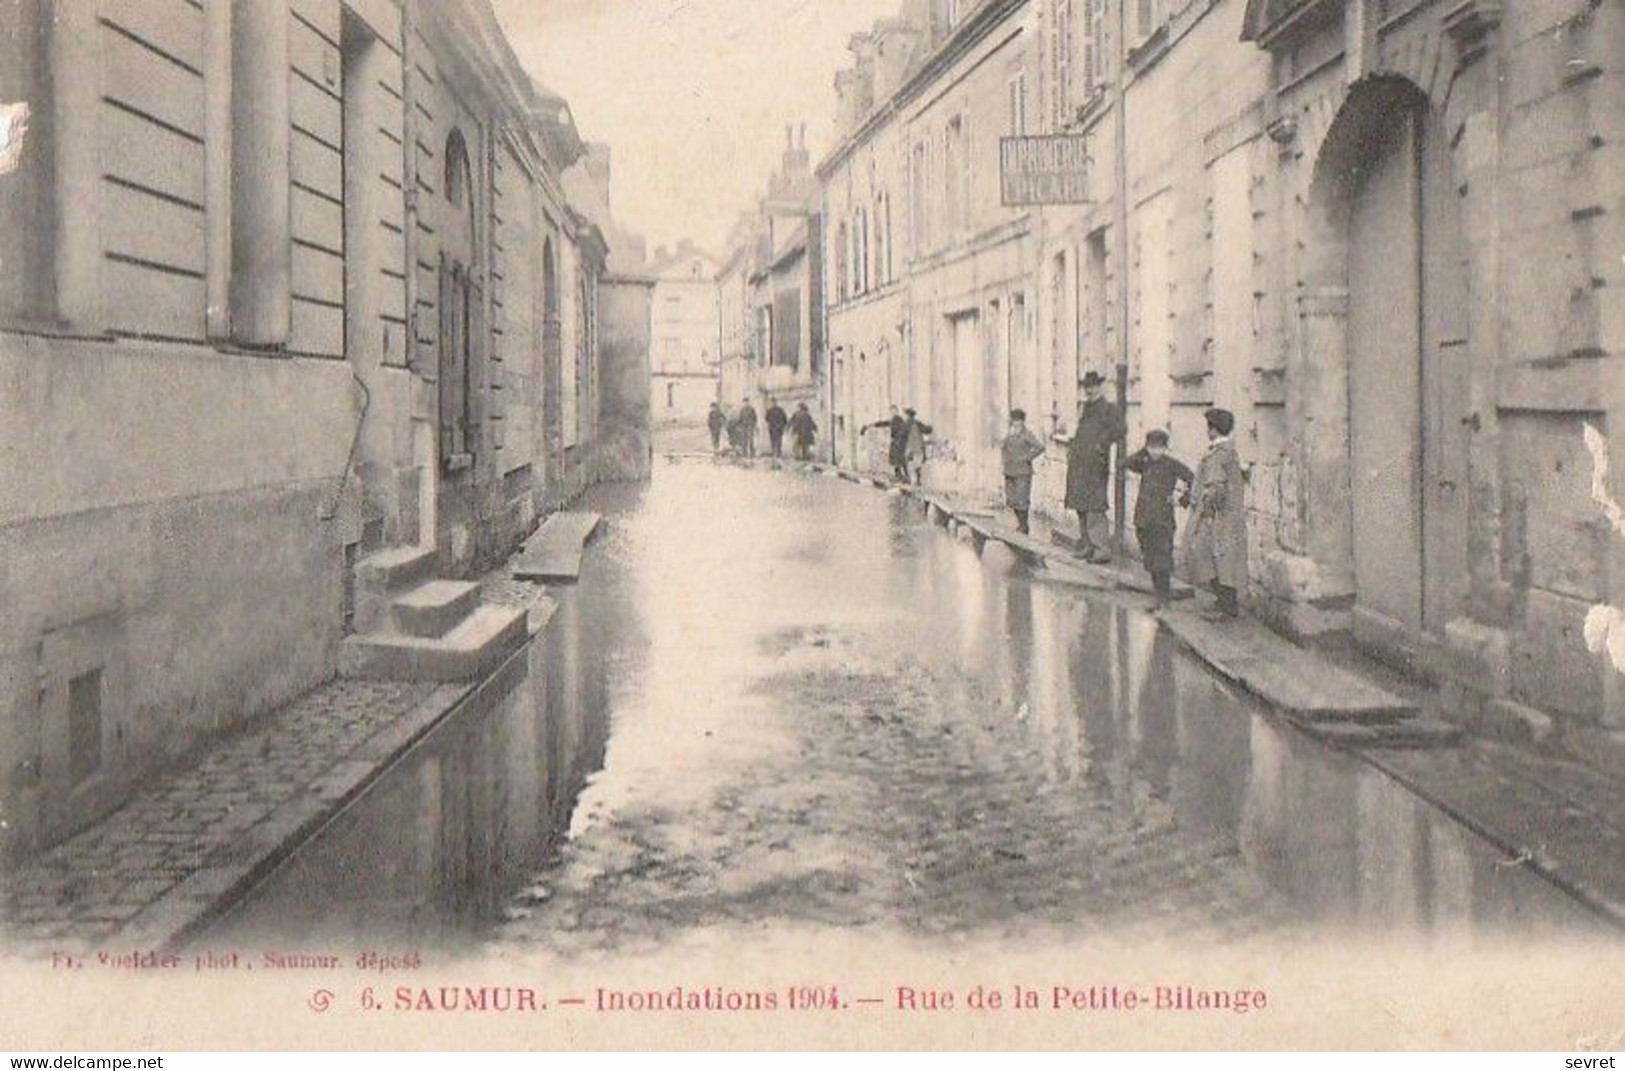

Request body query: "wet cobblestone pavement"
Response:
[497, 621, 1291, 956]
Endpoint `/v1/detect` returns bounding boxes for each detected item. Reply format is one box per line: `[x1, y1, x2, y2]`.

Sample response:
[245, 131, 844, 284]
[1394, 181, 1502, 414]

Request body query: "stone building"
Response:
[564, 144, 655, 481]
[817, 0, 1624, 759]
[0, 0, 641, 857]
[648, 240, 721, 424]
[717, 126, 827, 433]
[821, 0, 1042, 489]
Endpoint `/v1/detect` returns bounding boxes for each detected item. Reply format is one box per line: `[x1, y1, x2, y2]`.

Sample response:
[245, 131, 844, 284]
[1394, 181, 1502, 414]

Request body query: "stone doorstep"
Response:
[340, 603, 529, 682]
[354, 544, 438, 594]
[390, 578, 483, 638]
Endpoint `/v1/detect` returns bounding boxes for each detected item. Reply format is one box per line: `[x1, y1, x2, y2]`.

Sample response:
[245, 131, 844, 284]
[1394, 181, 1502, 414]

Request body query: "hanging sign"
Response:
[999, 135, 1090, 205]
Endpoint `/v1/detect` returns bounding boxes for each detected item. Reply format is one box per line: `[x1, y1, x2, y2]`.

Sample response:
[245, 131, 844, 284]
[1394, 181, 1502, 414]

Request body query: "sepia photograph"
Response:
[0, 0, 1622, 1055]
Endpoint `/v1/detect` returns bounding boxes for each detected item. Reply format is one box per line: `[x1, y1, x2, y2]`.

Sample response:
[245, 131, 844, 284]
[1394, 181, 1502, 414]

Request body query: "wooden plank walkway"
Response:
[1156, 609, 1422, 724]
[512, 511, 603, 583]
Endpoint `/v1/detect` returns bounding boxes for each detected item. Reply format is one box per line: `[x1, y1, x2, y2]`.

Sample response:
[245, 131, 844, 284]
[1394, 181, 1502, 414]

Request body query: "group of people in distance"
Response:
[1000, 370, 1247, 622]
[707, 396, 819, 461]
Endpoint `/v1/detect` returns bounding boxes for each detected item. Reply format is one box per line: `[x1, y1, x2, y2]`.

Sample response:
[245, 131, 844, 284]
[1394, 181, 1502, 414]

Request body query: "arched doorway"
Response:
[1307, 77, 1471, 634]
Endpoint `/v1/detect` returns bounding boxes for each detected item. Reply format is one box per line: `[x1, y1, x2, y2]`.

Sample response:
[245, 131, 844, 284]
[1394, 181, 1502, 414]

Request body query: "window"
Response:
[835, 221, 850, 302]
[445, 132, 467, 206]
[944, 116, 969, 236]
[67, 669, 103, 786]
[910, 141, 928, 256]
[1007, 73, 1028, 135]
[874, 193, 889, 286]
[855, 208, 869, 294]
[1082, 0, 1104, 95]
[666, 383, 676, 409]
[1049, 0, 1075, 130]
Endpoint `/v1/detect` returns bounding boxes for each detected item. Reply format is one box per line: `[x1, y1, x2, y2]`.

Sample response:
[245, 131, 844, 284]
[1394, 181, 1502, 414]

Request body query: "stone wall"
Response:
[0, 335, 360, 857]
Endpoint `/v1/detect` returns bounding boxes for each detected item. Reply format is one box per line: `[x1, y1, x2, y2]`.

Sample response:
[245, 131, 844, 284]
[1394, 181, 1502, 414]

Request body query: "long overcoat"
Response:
[1064, 398, 1124, 512]
[1183, 438, 1249, 590]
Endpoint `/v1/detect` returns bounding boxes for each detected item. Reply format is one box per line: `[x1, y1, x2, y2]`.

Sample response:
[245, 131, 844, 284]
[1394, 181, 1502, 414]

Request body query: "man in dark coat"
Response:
[1063, 370, 1126, 562]
[706, 402, 727, 453]
[736, 397, 759, 458]
[1000, 409, 1047, 534]
[764, 396, 789, 458]
[1125, 429, 1195, 610]
[788, 402, 818, 461]
[869, 405, 910, 482]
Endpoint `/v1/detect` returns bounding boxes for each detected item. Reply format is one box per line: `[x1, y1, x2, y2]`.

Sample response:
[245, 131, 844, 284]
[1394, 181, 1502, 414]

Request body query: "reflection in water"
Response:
[213, 595, 608, 950]
[214, 460, 1603, 951]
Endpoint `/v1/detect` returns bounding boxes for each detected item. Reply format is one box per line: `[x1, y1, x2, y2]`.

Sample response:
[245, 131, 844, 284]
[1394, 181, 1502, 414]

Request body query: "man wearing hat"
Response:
[903, 407, 932, 486]
[1000, 409, 1047, 534]
[736, 395, 759, 458]
[1184, 407, 1248, 620]
[1064, 370, 1126, 562]
[867, 405, 911, 482]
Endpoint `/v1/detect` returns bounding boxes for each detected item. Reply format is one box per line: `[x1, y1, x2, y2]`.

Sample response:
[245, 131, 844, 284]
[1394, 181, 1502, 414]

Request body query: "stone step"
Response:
[340, 603, 528, 682]
[390, 579, 483, 639]
[354, 544, 439, 595]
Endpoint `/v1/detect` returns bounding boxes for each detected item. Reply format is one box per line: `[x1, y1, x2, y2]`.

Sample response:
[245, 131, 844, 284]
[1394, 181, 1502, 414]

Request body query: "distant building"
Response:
[0, 0, 642, 858]
[718, 125, 826, 440]
[648, 241, 721, 423]
[821, 0, 1037, 488]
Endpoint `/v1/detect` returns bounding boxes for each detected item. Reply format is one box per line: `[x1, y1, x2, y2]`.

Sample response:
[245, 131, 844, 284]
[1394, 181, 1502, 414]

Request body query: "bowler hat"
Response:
[1081, 371, 1106, 389]
[1009, 408, 1026, 422]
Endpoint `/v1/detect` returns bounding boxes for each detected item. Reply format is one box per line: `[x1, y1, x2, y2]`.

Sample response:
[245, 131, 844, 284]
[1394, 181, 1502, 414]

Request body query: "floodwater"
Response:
[212, 458, 1607, 954]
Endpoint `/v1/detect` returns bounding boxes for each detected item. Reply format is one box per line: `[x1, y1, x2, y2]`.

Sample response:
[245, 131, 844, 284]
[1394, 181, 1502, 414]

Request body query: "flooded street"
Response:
[216, 458, 1603, 955]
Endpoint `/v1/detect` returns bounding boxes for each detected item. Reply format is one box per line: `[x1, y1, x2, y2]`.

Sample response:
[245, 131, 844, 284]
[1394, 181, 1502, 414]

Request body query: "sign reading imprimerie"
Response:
[1000, 135, 1090, 205]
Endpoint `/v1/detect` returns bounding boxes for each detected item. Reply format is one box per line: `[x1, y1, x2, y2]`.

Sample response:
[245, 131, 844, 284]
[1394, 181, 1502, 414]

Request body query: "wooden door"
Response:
[1348, 109, 1424, 629]
[1419, 108, 1471, 630]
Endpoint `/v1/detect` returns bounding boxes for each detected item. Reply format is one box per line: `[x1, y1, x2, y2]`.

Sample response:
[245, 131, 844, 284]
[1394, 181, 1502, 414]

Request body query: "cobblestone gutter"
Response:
[0, 584, 557, 955]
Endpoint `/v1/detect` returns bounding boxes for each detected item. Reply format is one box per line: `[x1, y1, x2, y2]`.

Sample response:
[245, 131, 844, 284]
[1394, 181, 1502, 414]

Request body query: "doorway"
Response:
[1319, 78, 1471, 634]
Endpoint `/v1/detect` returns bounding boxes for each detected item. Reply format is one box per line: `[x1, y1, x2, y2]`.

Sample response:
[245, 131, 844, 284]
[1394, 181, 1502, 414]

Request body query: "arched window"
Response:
[444, 128, 471, 208]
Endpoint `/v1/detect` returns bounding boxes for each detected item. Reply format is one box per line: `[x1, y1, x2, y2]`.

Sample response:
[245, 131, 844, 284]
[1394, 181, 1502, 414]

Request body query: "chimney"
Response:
[781, 122, 809, 176]
[871, 19, 922, 99]
[849, 32, 877, 118]
[834, 67, 864, 134]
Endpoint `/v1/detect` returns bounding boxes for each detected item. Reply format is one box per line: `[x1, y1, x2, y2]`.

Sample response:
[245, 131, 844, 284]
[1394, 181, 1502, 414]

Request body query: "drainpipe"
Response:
[1111, 0, 1131, 555]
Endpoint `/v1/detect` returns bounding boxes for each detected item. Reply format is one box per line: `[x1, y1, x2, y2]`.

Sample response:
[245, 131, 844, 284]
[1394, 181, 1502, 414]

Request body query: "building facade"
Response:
[822, 0, 1042, 491]
[723, 127, 828, 426]
[817, 0, 1625, 761]
[648, 241, 721, 424]
[0, 0, 642, 858]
